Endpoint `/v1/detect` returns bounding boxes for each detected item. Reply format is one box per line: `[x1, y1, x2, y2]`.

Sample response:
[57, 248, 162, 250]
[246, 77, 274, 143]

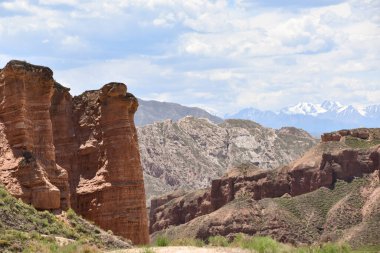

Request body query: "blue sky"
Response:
[0, 0, 379, 116]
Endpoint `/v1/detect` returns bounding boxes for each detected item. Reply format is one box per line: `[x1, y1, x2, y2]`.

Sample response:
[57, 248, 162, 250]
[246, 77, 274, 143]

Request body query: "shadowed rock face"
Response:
[0, 60, 149, 245]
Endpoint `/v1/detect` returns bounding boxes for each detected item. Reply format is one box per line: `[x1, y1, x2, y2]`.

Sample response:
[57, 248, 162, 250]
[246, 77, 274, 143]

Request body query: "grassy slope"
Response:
[345, 136, 380, 149]
[0, 186, 131, 252]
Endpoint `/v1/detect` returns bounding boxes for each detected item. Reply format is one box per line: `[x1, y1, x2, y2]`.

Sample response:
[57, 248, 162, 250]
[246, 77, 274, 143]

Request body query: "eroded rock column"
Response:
[0, 60, 69, 210]
[74, 83, 149, 244]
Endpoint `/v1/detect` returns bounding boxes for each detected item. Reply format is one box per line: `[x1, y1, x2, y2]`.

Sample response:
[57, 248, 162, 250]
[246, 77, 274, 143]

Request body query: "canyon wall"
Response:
[0, 60, 149, 244]
[149, 138, 380, 234]
[0, 61, 69, 210]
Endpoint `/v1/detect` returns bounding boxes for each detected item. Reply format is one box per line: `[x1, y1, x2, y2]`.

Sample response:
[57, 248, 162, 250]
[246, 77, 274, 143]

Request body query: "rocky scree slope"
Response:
[0, 60, 148, 244]
[149, 129, 380, 247]
[138, 117, 317, 202]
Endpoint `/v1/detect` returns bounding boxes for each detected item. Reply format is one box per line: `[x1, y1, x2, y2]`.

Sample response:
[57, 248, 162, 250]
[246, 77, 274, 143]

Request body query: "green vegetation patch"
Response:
[0, 229, 101, 253]
[154, 236, 170, 247]
[148, 234, 379, 252]
[169, 238, 205, 247]
[0, 186, 129, 252]
[274, 178, 366, 222]
[0, 187, 77, 239]
[208, 235, 229, 247]
[231, 234, 281, 253]
[345, 136, 380, 149]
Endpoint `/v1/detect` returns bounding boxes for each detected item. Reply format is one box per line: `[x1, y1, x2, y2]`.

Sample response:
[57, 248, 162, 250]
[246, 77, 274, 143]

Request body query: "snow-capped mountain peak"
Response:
[352, 105, 367, 117]
[281, 102, 326, 116]
[336, 105, 361, 116]
[227, 101, 380, 136]
[321, 100, 343, 111]
[366, 105, 380, 117]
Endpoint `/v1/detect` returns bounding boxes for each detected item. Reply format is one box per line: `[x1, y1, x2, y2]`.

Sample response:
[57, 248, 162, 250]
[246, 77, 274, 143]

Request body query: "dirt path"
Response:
[110, 246, 252, 253]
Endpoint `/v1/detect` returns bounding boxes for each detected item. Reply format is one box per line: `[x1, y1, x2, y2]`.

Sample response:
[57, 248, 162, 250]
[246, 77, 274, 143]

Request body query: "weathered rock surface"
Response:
[0, 60, 149, 244]
[321, 128, 380, 142]
[149, 132, 380, 246]
[138, 118, 317, 202]
[152, 171, 380, 248]
[0, 60, 69, 210]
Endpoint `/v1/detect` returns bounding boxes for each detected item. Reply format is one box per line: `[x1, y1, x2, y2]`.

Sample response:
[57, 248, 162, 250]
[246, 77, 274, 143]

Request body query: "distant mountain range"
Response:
[135, 99, 223, 126]
[135, 98, 380, 137]
[227, 101, 380, 136]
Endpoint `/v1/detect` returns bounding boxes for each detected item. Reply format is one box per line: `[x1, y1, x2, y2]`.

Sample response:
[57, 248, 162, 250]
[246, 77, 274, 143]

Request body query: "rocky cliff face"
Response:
[149, 132, 380, 245]
[0, 60, 149, 244]
[0, 61, 69, 210]
[138, 118, 317, 202]
[152, 171, 380, 247]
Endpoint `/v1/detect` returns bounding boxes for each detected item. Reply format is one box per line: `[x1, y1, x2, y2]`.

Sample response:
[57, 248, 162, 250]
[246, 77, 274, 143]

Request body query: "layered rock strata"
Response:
[0, 60, 149, 244]
[150, 138, 380, 234]
[152, 171, 380, 247]
[138, 118, 317, 202]
[0, 61, 69, 210]
[320, 128, 379, 142]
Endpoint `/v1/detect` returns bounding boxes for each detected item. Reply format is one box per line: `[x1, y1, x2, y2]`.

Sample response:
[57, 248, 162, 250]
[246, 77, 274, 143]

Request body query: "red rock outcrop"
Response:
[149, 141, 380, 234]
[0, 60, 69, 210]
[68, 83, 149, 244]
[150, 170, 380, 247]
[321, 128, 372, 142]
[321, 133, 342, 142]
[0, 60, 149, 245]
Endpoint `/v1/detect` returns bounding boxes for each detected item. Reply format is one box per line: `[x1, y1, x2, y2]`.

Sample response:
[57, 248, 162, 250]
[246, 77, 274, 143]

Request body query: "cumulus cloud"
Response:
[0, 0, 379, 116]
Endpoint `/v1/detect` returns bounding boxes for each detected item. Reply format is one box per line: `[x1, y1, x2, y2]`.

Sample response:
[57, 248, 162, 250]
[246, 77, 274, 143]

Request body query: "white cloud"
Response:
[0, 0, 379, 115]
[38, 0, 78, 5]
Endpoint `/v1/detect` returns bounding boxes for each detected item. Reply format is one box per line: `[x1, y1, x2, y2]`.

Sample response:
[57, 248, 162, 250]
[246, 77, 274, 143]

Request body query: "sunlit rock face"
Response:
[0, 60, 69, 210]
[0, 60, 149, 245]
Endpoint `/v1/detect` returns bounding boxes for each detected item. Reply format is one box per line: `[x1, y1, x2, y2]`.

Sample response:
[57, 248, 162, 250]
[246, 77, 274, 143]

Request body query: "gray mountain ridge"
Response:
[227, 100, 380, 136]
[135, 98, 223, 126]
[137, 117, 317, 203]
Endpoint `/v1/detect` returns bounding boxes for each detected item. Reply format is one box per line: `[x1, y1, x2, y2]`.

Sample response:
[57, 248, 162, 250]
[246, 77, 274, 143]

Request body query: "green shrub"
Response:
[155, 236, 169, 247]
[292, 243, 352, 253]
[67, 208, 77, 220]
[170, 238, 205, 247]
[208, 235, 229, 247]
[241, 236, 279, 253]
[140, 247, 156, 253]
[317, 243, 351, 253]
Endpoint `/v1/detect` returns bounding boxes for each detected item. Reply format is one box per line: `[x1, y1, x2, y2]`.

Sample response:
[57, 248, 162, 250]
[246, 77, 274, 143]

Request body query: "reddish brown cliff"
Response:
[150, 140, 380, 234]
[68, 83, 149, 244]
[0, 60, 69, 210]
[321, 128, 374, 142]
[0, 60, 149, 245]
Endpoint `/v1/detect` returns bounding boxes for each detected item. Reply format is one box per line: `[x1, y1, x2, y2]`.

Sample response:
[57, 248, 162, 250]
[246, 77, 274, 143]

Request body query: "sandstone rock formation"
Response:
[321, 128, 378, 142]
[0, 61, 69, 210]
[138, 118, 317, 202]
[0, 60, 149, 244]
[149, 132, 380, 246]
[152, 171, 380, 247]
